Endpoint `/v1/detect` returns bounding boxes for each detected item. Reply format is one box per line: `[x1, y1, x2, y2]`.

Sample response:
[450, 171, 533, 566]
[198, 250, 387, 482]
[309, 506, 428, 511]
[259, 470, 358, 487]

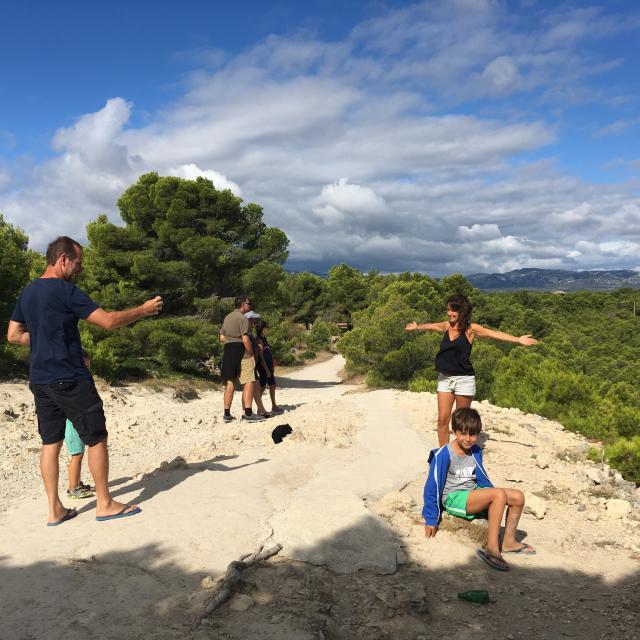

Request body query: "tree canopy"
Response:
[81, 173, 289, 313]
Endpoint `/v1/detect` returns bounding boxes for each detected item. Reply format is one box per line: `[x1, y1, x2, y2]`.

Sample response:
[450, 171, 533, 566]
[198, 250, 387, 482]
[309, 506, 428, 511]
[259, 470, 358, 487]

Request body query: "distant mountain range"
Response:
[466, 268, 640, 292]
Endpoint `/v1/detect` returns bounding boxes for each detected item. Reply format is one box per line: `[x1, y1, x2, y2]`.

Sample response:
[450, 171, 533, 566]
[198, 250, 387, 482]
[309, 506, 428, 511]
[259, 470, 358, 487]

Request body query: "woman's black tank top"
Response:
[434, 330, 475, 376]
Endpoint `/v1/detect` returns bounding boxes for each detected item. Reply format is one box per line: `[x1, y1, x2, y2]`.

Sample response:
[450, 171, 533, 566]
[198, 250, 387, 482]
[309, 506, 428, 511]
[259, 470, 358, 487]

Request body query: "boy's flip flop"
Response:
[96, 505, 142, 522]
[477, 549, 509, 571]
[504, 543, 536, 556]
[47, 508, 78, 527]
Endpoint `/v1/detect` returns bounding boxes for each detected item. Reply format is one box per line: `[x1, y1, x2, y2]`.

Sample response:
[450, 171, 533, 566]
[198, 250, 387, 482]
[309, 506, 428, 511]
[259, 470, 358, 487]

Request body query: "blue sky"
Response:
[1, 0, 639, 275]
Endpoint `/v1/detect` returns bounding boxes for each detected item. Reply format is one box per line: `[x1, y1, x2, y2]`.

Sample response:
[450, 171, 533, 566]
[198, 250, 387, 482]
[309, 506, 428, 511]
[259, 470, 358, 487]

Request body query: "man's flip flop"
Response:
[504, 543, 536, 556]
[477, 549, 509, 571]
[96, 505, 142, 522]
[47, 508, 78, 527]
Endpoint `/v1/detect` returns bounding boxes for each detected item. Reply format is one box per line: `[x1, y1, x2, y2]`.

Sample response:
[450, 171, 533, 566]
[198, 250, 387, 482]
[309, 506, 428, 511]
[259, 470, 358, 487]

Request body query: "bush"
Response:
[307, 320, 340, 352]
[605, 436, 640, 484]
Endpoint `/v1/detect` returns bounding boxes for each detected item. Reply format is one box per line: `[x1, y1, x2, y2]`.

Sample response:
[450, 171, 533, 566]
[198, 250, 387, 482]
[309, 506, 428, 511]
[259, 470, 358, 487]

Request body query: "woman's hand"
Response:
[405, 321, 418, 331]
[518, 334, 538, 346]
[424, 525, 438, 538]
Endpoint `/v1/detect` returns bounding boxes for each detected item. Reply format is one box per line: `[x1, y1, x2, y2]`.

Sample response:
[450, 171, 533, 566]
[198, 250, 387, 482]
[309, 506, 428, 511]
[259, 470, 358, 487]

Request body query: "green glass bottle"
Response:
[457, 590, 491, 604]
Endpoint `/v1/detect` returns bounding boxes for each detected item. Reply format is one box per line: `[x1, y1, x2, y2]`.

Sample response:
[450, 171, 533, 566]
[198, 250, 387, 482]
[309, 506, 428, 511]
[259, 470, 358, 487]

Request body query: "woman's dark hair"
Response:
[451, 407, 482, 435]
[447, 294, 472, 333]
[256, 320, 268, 336]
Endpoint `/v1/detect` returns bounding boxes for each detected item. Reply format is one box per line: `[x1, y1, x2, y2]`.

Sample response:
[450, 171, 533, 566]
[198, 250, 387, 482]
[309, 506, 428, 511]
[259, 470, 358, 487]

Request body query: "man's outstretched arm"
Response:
[7, 321, 30, 346]
[86, 296, 163, 330]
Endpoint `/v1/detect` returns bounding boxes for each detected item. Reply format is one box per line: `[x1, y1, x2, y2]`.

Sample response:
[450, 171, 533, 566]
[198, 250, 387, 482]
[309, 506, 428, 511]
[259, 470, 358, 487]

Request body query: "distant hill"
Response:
[466, 268, 640, 292]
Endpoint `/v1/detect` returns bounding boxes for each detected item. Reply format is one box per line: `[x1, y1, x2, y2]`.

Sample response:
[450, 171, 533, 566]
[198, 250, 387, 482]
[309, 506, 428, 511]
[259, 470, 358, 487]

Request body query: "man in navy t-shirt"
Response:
[8, 236, 163, 525]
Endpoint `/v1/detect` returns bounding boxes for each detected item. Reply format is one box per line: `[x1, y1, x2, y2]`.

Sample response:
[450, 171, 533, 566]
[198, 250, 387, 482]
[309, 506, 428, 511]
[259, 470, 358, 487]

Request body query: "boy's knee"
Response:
[491, 488, 507, 503]
[512, 489, 525, 506]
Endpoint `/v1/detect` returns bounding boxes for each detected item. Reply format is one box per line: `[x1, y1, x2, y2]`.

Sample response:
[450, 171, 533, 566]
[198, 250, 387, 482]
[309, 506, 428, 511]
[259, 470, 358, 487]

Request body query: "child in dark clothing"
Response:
[256, 320, 283, 415]
[423, 408, 536, 571]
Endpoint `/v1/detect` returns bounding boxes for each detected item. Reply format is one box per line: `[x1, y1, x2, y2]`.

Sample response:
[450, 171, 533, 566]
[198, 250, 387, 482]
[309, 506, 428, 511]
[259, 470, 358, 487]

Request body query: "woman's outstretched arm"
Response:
[405, 320, 449, 333]
[471, 323, 538, 345]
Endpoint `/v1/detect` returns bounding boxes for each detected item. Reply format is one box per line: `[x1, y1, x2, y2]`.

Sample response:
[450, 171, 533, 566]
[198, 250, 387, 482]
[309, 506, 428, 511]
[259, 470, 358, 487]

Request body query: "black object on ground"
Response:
[272, 424, 293, 444]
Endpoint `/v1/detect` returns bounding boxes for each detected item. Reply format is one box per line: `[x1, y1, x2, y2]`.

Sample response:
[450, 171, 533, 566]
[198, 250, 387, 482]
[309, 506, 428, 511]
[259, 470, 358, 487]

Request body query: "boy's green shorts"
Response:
[64, 419, 85, 456]
[443, 490, 476, 520]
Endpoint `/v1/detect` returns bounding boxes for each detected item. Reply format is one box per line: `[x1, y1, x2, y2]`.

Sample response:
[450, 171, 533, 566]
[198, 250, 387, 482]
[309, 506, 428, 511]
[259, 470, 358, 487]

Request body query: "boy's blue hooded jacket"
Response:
[422, 444, 493, 527]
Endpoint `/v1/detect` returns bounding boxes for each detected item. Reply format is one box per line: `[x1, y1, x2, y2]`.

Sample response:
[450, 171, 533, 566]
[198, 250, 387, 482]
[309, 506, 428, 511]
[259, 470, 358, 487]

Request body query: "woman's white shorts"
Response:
[437, 373, 476, 397]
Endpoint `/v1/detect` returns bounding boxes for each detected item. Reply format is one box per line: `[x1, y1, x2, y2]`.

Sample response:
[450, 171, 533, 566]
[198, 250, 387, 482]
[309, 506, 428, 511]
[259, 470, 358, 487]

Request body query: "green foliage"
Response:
[321, 264, 370, 322]
[266, 320, 305, 366]
[280, 272, 327, 325]
[81, 318, 219, 382]
[307, 320, 339, 352]
[604, 436, 640, 484]
[82, 173, 289, 313]
[0, 214, 32, 323]
[0, 215, 42, 376]
[337, 274, 640, 482]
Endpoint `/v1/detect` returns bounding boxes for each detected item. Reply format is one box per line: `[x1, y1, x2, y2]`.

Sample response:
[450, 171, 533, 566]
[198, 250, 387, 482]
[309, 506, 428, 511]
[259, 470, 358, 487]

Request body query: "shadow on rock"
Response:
[75, 455, 269, 516]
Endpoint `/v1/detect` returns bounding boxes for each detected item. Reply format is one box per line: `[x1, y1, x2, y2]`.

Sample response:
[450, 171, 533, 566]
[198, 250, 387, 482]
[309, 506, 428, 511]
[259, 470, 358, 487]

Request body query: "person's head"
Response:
[446, 294, 472, 333]
[45, 236, 83, 280]
[244, 310, 260, 327]
[235, 295, 252, 314]
[451, 407, 482, 450]
[256, 320, 268, 336]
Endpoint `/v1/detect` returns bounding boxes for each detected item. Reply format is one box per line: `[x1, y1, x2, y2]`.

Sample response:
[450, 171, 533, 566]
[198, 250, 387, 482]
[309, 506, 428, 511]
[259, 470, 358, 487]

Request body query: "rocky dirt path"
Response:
[0, 356, 638, 639]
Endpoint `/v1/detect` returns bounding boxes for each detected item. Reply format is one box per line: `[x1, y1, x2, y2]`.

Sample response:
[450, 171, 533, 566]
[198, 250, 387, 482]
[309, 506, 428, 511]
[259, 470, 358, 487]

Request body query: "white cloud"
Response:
[1, 1, 640, 275]
[0, 165, 10, 191]
[458, 224, 502, 241]
[482, 56, 520, 92]
[167, 163, 242, 196]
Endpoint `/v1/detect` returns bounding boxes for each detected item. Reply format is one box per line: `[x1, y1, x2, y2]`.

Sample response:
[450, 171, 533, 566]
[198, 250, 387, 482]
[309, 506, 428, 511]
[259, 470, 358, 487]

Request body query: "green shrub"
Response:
[604, 436, 640, 484]
[307, 320, 339, 352]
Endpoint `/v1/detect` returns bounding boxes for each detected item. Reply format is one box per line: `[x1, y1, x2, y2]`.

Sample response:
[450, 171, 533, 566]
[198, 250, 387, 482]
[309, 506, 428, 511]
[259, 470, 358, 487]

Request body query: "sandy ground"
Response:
[0, 355, 639, 640]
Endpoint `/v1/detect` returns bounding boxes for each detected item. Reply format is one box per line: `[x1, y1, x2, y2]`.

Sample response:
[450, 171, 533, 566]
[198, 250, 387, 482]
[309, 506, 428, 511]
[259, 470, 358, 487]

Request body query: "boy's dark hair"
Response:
[447, 293, 472, 334]
[451, 407, 482, 435]
[234, 295, 251, 309]
[46, 236, 81, 266]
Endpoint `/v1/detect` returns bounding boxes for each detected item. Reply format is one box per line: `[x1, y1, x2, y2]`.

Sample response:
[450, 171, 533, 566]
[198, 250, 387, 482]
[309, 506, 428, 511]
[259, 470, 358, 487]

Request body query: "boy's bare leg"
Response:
[88, 439, 138, 517]
[223, 381, 235, 411]
[40, 441, 67, 522]
[68, 453, 82, 490]
[501, 488, 534, 552]
[466, 488, 507, 557]
[436, 392, 455, 446]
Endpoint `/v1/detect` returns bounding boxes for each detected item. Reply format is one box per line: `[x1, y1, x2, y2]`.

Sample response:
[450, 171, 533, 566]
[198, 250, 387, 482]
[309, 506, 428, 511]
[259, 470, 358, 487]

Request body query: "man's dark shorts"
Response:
[30, 379, 108, 446]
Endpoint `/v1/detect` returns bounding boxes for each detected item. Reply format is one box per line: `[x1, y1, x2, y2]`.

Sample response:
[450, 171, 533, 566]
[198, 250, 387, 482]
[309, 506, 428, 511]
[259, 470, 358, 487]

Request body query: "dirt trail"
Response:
[0, 356, 638, 639]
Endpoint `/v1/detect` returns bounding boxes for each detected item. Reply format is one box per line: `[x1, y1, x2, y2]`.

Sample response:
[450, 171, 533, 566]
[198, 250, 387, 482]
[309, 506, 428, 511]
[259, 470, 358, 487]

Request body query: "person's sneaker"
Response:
[223, 414, 235, 423]
[67, 485, 95, 499]
[241, 413, 266, 422]
[271, 406, 285, 415]
[259, 412, 272, 419]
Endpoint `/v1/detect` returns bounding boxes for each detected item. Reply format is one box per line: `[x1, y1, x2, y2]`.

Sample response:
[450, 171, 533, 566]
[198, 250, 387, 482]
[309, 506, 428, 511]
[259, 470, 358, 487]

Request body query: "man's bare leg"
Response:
[223, 380, 235, 411]
[40, 441, 67, 523]
[88, 439, 138, 517]
[242, 381, 254, 412]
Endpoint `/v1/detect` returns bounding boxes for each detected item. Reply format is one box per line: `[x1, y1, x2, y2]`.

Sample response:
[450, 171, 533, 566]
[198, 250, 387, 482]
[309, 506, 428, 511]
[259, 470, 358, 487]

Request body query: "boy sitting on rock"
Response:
[422, 407, 536, 571]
